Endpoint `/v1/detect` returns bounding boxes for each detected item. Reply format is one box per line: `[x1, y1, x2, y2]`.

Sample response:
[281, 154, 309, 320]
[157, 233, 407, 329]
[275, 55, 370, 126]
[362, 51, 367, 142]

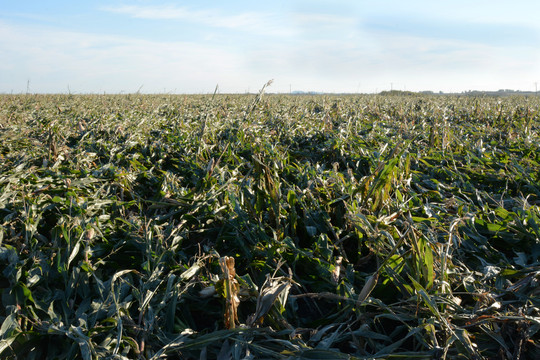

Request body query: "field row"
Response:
[1, 94, 539, 359]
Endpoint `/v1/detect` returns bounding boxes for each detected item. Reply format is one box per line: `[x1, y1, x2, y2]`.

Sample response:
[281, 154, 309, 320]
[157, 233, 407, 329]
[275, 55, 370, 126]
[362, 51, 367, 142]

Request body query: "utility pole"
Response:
[535, 82, 538, 95]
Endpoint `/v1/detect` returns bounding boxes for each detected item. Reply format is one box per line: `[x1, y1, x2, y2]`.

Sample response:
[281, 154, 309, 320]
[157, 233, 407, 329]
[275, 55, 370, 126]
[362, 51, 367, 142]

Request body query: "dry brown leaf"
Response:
[357, 272, 379, 305]
[219, 256, 240, 329]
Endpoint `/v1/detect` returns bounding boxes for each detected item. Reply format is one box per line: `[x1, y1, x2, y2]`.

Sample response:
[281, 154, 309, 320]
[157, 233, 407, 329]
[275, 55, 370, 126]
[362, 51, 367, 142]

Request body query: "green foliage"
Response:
[0, 93, 539, 359]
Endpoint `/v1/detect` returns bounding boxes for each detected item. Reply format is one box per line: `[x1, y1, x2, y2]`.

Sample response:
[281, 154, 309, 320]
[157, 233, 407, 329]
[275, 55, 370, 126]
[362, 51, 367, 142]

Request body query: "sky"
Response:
[1, 0, 539, 94]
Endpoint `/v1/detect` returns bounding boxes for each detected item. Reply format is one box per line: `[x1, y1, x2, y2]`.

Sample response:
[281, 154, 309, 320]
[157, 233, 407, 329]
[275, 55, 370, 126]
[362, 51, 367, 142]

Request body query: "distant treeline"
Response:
[287, 89, 539, 97]
[379, 89, 539, 97]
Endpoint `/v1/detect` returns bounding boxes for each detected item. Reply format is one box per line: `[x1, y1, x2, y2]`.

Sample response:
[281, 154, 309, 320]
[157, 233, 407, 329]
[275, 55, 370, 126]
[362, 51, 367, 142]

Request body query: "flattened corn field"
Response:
[0, 93, 539, 359]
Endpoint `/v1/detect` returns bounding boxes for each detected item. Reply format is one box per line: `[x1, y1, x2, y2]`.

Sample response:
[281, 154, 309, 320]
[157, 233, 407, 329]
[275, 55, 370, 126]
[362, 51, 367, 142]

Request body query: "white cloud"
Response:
[103, 5, 192, 20]
[292, 13, 356, 27]
[0, 21, 250, 93]
[244, 24, 540, 94]
[1, 1, 539, 95]
[102, 5, 293, 37]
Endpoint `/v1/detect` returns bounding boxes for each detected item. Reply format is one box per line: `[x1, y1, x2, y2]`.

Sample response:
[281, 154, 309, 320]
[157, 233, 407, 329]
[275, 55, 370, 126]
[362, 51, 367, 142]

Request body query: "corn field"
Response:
[0, 92, 539, 359]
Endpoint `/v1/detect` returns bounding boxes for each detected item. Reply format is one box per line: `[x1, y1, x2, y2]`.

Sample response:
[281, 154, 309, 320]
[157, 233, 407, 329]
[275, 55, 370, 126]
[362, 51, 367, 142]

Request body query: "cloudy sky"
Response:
[1, 0, 539, 94]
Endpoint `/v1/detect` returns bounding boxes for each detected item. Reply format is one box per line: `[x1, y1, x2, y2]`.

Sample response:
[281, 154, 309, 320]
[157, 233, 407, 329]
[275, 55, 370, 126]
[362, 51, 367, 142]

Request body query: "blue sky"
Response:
[1, 0, 539, 93]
